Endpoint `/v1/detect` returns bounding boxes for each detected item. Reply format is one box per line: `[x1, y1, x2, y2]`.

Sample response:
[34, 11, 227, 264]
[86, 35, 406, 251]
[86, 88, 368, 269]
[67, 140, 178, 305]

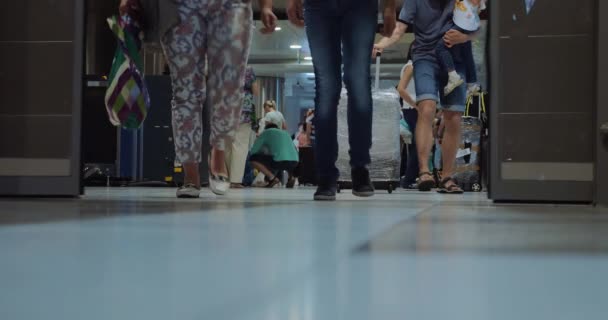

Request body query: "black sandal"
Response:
[418, 172, 436, 192]
[437, 177, 464, 194]
[265, 176, 281, 188]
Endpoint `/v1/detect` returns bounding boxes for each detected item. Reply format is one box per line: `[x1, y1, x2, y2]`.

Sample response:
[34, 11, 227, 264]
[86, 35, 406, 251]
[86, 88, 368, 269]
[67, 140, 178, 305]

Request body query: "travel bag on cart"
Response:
[336, 55, 401, 193]
[453, 93, 487, 192]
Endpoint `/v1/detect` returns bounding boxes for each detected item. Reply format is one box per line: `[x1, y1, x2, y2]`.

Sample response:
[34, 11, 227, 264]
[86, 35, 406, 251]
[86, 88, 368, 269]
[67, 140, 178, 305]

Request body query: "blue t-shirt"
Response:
[398, 0, 456, 62]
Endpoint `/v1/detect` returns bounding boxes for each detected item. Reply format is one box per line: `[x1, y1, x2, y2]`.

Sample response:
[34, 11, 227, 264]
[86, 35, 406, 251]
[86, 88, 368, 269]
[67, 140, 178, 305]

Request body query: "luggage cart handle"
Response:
[375, 53, 381, 91]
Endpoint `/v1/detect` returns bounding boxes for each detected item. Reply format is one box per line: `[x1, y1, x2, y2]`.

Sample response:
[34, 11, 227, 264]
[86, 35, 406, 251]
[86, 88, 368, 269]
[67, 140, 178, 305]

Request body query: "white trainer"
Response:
[209, 174, 230, 196]
[444, 74, 465, 96]
[176, 184, 201, 198]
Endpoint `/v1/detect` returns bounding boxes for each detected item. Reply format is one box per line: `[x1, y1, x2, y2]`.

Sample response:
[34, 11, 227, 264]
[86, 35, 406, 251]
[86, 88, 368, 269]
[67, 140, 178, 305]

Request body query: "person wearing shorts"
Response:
[375, 0, 477, 194]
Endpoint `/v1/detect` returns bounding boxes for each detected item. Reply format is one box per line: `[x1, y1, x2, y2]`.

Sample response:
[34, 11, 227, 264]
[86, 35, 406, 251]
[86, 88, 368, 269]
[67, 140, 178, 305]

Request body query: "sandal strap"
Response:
[440, 177, 462, 191]
[445, 184, 462, 191]
[419, 172, 433, 178]
[265, 176, 280, 188]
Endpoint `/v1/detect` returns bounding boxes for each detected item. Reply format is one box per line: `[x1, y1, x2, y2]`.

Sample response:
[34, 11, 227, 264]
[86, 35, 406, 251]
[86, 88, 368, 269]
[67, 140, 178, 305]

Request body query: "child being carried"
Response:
[437, 0, 486, 96]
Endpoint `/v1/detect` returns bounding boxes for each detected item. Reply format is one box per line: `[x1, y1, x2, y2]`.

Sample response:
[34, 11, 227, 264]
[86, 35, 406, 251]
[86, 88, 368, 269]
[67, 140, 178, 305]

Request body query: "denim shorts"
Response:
[413, 57, 467, 113]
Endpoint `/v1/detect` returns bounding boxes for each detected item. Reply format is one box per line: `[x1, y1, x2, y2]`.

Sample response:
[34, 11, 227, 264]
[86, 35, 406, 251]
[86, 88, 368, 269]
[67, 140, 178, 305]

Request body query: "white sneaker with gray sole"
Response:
[176, 184, 201, 198]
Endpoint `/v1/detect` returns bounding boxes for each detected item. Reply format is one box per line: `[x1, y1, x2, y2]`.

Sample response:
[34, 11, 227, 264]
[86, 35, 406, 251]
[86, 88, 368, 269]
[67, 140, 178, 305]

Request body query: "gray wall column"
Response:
[0, 1, 84, 196]
[489, 0, 596, 202]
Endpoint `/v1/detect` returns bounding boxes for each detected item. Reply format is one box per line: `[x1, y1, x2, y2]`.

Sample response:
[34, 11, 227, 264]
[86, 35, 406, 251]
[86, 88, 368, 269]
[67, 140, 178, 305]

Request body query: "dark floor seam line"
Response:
[351, 202, 440, 253]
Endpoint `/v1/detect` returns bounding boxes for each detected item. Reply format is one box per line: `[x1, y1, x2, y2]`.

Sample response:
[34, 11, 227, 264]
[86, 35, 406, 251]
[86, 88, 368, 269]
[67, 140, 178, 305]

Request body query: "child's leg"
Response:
[462, 41, 478, 84]
[438, 41, 465, 95]
[435, 40, 457, 74]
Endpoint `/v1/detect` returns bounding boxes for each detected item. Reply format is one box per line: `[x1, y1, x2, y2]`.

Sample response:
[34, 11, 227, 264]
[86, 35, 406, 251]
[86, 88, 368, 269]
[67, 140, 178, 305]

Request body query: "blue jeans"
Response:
[435, 26, 478, 84]
[304, 0, 377, 181]
[414, 56, 467, 113]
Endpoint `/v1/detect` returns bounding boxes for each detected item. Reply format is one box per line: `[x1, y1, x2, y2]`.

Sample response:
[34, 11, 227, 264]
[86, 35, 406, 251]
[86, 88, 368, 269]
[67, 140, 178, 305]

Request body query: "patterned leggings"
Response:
[161, 0, 252, 163]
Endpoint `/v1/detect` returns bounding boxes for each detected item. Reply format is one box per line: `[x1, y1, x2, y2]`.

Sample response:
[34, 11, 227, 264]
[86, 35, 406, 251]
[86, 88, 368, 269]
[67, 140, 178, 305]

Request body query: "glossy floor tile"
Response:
[0, 187, 607, 320]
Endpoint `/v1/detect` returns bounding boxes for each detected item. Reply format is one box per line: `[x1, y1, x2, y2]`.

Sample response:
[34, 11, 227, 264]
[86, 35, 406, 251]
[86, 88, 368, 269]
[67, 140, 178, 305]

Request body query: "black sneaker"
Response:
[314, 180, 337, 201]
[351, 167, 374, 197]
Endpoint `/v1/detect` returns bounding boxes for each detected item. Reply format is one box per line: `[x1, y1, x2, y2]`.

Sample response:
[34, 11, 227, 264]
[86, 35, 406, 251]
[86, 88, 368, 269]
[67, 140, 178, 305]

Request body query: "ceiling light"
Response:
[304, 56, 312, 60]
[290, 45, 302, 49]
[275, 27, 282, 31]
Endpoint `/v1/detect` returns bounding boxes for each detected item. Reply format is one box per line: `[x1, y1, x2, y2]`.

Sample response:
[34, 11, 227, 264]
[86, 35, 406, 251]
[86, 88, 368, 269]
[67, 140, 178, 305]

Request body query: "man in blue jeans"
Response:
[287, 0, 397, 201]
[375, 0, 475, 194]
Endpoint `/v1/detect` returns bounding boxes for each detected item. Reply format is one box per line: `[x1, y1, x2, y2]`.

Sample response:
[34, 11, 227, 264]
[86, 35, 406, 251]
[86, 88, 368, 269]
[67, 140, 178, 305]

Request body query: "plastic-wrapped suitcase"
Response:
[336, 56, 401, 193]
[453, 93, 487, 192]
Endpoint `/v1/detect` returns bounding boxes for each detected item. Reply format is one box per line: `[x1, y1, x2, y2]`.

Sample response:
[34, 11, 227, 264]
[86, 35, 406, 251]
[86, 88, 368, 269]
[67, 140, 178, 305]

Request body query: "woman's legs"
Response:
[206, 2, 253, 178]
[161, 5, 207, 187]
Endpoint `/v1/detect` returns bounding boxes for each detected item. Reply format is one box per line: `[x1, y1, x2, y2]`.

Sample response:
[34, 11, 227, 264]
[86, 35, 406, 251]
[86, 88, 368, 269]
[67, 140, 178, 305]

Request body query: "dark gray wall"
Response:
[0, 1, 84, 195]
[490, 0, 596, 202]
[597, 1, 608, 206]
[86, 0, 117, 75]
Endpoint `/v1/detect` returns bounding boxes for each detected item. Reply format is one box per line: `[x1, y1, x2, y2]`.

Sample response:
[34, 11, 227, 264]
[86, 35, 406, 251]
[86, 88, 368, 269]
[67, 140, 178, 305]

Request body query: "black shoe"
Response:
[314, 180, 337, 201]
[351, 167, 374, 197]
[286, 176, 296, 189]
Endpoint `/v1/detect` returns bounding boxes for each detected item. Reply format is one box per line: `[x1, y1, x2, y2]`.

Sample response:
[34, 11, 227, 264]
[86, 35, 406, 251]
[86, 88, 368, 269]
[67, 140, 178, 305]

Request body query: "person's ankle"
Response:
[183, 163, 200, 187]
[210, 148, 227, 176]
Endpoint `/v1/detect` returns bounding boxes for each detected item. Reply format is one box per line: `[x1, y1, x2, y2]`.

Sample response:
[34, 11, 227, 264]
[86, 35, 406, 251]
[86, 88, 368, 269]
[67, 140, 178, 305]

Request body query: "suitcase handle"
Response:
[375, 53, 381, 91]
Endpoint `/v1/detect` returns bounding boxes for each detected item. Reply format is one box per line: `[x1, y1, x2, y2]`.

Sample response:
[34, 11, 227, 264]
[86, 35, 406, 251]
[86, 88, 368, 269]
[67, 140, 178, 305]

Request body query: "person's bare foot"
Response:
[417, 172, 436, 192]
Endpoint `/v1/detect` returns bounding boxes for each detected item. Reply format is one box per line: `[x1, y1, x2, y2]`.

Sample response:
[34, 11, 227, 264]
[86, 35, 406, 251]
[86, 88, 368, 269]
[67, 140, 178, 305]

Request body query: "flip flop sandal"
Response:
[437, 177, 464, 194]
[418, 172, 436, 192]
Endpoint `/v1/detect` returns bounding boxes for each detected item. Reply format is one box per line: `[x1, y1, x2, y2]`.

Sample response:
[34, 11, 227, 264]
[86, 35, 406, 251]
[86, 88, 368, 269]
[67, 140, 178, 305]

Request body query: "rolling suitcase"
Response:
[453, 93, 487, 192]
[336, 55, 401, 193]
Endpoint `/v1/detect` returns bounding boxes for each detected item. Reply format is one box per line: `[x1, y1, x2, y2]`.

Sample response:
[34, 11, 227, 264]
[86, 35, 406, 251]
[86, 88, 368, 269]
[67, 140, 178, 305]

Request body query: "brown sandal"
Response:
[418, 172, 436, 192]
[437, 177, 464, 194]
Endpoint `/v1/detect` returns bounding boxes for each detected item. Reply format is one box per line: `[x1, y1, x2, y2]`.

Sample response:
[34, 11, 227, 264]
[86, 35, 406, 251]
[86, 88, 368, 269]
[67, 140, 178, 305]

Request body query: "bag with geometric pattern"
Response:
[104, 11, 150, 129]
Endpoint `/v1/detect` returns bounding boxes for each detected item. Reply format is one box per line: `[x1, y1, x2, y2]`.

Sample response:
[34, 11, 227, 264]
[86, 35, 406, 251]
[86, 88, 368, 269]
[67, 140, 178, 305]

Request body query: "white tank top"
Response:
[400, 61, 417, 109]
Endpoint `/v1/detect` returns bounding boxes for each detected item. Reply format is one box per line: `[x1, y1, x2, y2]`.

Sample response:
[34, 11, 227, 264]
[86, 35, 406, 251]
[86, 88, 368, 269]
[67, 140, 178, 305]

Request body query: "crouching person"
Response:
[250, 114, 299, 188]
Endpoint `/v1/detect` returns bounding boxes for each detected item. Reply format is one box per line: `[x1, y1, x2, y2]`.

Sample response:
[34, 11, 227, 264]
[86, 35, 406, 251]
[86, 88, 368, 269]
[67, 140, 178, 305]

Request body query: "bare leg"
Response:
[183, 162, 200, 187]
[210, 148, 228, 176]
[416, 100, 437, 179]
[440, 110, 462, 186]
[251, 161, 275, 180]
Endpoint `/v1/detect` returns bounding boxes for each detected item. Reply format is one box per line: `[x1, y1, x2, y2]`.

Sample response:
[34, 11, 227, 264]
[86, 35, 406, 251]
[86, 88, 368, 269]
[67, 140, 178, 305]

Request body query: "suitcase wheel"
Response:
[388, 183, 394, 194]
[472, 183, 482, 192]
